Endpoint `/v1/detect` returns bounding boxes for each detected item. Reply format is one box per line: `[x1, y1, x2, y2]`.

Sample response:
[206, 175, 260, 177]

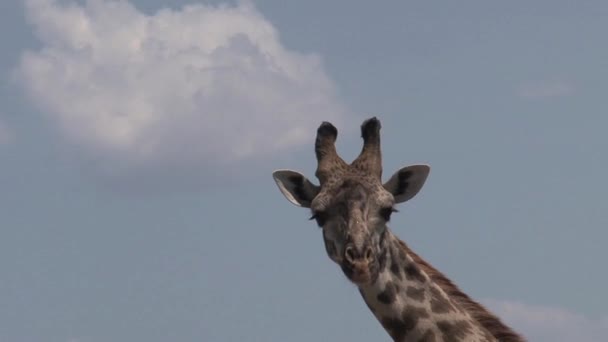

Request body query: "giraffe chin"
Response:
[342, 263, 372, 285]
[350, 271, 372, 285]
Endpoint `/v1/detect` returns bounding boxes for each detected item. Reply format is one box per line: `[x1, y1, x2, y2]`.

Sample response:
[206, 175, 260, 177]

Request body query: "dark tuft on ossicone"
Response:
[360, 117, 381, 141]
[317, 122, 338, 139]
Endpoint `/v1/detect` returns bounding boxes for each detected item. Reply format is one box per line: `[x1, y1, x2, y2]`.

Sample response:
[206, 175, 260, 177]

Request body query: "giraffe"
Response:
[272, 118, 525, 342]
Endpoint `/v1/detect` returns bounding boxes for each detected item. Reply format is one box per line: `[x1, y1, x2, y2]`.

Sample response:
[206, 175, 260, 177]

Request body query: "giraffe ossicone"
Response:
[272, 117, 525, 342]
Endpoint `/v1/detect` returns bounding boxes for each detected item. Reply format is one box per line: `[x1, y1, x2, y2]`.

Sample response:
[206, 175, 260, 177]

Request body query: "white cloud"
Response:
[484, 299, 608, 342]
[517, 80, 575, 99]
[17, 0, 349, 184]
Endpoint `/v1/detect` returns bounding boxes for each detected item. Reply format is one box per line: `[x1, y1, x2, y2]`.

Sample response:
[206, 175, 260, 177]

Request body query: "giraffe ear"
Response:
[272, 170, 320, 208]
[383, 164, 430, 204]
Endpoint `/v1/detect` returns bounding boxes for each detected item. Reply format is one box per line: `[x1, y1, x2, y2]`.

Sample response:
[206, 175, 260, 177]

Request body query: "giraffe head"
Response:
[273, 117, 430, 285]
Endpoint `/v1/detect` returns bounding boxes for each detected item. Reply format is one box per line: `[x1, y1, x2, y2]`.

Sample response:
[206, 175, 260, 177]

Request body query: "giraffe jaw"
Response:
[341, 261, 373, 285]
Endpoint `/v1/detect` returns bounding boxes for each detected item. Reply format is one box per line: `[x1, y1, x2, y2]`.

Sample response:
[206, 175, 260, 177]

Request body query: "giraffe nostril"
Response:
[344, 246, 356, 263]
[364, 247, 373, 262]
[344, 245, 373, 264]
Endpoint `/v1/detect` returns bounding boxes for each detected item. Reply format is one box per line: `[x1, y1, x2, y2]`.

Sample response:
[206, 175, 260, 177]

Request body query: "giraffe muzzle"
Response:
[344, 244, 374, 264]
[342, 243, 374, 284]
[344, 243, 374, 269]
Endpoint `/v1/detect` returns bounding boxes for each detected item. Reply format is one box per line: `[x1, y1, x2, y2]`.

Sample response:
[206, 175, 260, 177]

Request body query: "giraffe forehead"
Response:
[318, 183, 392, 213]
[334, 176, 380, 199]
[327, 183, 372, 211]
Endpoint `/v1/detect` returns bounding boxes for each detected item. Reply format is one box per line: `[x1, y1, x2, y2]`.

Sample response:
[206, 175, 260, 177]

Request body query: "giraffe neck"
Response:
[357, 231, 496, 342]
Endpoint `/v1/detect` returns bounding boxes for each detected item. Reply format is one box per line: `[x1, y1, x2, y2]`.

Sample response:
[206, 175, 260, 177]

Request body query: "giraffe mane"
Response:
[395, 239, 526, 342]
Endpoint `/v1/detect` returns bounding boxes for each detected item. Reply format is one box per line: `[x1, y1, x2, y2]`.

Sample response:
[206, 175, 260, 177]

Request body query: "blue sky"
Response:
[1, 1, 607, 341]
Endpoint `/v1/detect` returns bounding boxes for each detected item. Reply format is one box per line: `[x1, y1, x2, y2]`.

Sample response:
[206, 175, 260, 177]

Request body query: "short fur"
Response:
[397, 240, 526, 342]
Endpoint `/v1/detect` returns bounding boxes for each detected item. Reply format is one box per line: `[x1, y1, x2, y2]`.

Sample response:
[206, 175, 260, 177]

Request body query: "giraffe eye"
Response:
[379, 207, 397, 221]
[310, 211, 328, 227]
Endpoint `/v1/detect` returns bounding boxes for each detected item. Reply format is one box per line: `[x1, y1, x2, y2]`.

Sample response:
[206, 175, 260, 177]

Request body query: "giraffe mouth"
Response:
[341, 261, 372, 285]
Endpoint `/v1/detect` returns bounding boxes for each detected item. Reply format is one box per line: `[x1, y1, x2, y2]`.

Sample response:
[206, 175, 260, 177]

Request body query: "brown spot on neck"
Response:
[406, 286, 426, 302]
[437, 320, 473, 342]
[419, 329, 437, 342]
[377, 281, 398, 305]
[380, 311, 418, 341]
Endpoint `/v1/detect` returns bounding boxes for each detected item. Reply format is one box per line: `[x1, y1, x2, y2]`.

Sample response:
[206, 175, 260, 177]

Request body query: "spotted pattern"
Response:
[358, 234, 497, 341]
[406, 286, 426, 302]
[390, 262, 402, 279]
[430, 286, 457, 314]
[437, 320, 474, 342]
[418, 330, 437, 342]
[377, 281, 398, 304]
[405, 264, 426, 283]
[381, 311, 418, 341]
[405, 305, 430, 319]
